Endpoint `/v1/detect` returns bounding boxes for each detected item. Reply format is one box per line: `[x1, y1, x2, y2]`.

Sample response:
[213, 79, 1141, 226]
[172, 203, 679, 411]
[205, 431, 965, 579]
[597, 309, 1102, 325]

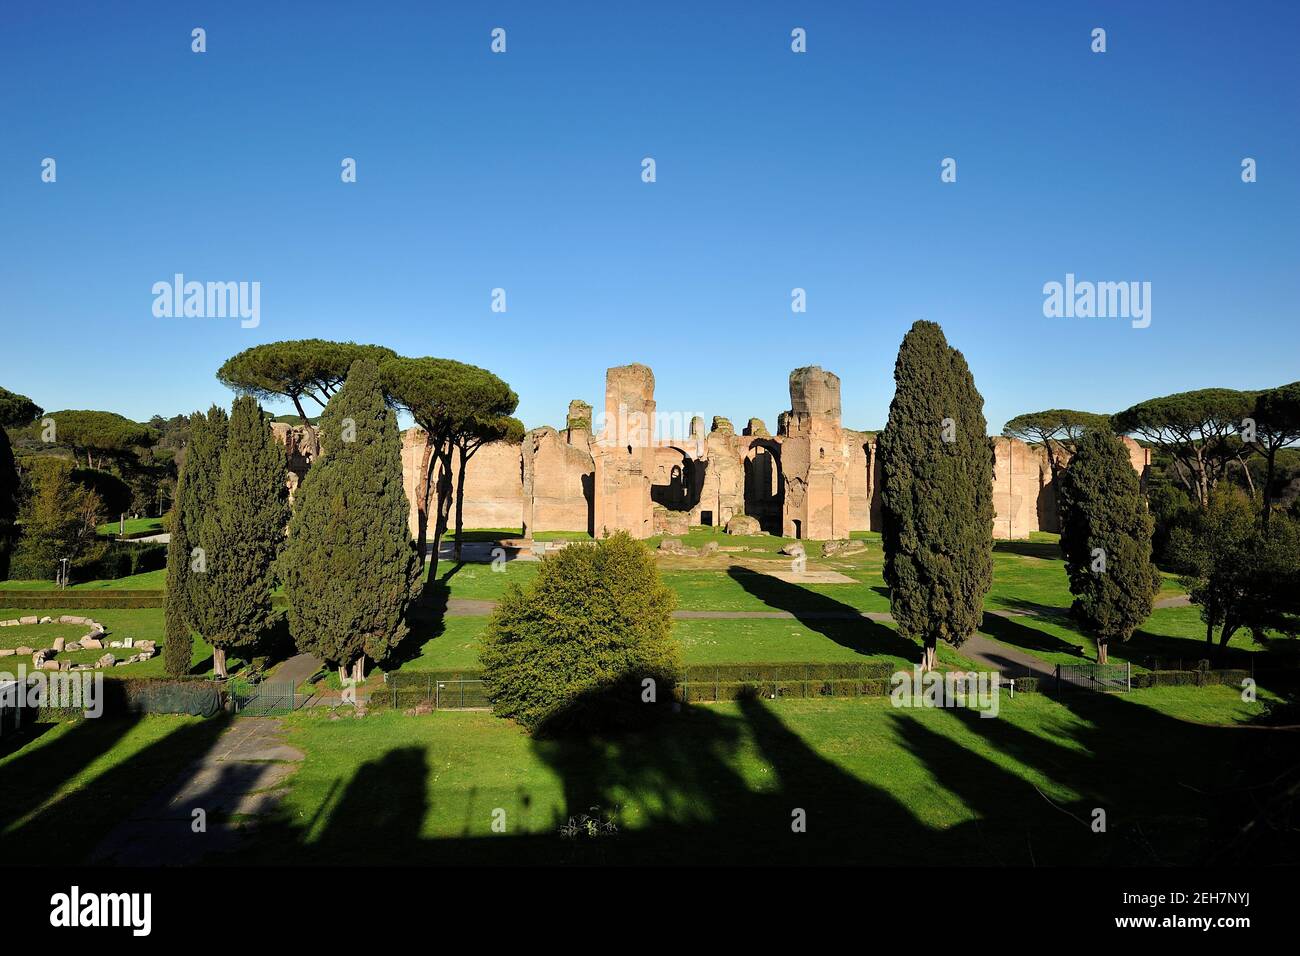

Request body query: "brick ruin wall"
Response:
[271, 364, 1150, 542]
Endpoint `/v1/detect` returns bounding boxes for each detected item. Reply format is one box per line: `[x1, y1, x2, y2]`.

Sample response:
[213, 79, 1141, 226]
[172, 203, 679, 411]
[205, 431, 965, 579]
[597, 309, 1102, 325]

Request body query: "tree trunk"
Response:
[1263, 448, 1277, 530]
[453, 444, 468, 562]
[353, 658, 365, 684]
[921, 642, 936, 672]
[213, 647, 227, 679]
[292, 392, 311, 426]
[414, 440, 435, 574]
[426, 450, 454, 589]
[1096, 639, 1108, 665]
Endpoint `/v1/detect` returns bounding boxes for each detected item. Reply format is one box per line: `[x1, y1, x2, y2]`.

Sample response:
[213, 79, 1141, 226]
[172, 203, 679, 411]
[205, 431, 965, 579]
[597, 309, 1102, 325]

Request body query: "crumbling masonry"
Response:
[273, 364, 1149, 542]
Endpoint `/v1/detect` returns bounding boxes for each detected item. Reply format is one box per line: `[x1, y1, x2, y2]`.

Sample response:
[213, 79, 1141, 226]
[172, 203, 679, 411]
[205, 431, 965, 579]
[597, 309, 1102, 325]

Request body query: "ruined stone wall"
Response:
[276, 366, 1152, 544]
[779, 367, 851, 541]
[592, 364, 656, 539]
[269, 422, 320, 505]
[991, 436, 1053, 539]
[523, 427, 593, 535]
[845, 429, 874, 533]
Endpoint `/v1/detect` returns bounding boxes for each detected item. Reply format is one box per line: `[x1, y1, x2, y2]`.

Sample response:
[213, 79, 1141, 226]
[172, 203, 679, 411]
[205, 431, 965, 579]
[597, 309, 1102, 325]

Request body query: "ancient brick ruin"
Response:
[274, 363, 1149, 542]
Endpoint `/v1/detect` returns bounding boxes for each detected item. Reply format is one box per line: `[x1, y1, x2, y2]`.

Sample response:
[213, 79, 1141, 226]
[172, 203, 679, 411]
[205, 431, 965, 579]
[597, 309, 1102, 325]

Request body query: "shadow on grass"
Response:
[2, 712, 233, 864]
[726, 566, 918, 661]
[980, 612, 1088, 661]
[239, 675, 1300, 866]
[12, 675, 1294, 866]
[994, 539, 1063, 561]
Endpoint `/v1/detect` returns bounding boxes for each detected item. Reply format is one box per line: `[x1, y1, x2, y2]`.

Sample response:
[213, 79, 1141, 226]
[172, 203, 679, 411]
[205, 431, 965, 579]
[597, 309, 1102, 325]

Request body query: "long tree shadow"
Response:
[3, 712, 232, 864]
[306, 746, 430, 862]
[979, 612, 1088, 660]
[727, 566, 919, 660]
[1, 715, 146, 835]
[917, 683, 1300, 866]
[382, 564, 465, 669]
[994, 539, 1063, 561]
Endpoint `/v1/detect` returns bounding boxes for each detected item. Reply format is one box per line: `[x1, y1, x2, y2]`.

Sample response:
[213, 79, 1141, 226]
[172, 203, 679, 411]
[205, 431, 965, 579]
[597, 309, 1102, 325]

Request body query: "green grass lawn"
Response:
[95, 517, 165, 537]
[199, 685, 1287, 865]
[0, 714, 221, 864]
[395, 615, 973, 673]
[0, 568, 166, 591]
[2, 681, 1284, 866]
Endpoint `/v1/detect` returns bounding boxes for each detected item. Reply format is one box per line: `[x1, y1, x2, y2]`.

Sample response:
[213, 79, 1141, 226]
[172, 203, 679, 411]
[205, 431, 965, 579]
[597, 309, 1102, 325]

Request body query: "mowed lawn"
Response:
[3, 682, 1284, 866]
[0, 568, 166, 591]
[400, 530, 1218, 674]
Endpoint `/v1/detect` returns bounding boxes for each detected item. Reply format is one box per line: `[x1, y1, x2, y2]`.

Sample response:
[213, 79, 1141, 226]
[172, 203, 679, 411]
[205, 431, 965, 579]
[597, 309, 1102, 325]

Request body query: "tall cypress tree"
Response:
[194, 397, 286, 678]
[1057, 429, 1161, 664]
[184, 407, 228, 672]
[162, 411, 209, 675]
[281, 359, 418, 684]
[879, 320, 993, 670]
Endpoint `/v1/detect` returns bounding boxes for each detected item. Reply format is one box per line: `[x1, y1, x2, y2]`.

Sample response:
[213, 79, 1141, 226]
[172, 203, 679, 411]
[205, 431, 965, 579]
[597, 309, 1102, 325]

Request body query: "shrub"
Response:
[480, 531, 679, 734]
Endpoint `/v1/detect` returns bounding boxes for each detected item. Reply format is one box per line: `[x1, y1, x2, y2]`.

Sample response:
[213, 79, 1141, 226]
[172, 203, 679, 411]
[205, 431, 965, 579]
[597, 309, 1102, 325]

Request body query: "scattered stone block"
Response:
[15, 646, 33, 656]
[82, 637, 103, 650]
[822, 539, 867, 558]
[39, 661, 60, 671]
[725, 515, 761, 535]
[779, 542, 806, 558]
[0, 648, 13, 657]
[19, 617, 38, 626]
[52, 637, 66, 652]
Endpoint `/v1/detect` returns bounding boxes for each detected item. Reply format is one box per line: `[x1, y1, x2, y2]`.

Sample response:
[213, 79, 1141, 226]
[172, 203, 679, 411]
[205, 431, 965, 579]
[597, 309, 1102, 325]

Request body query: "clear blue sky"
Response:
[2, 1, 1296, 435]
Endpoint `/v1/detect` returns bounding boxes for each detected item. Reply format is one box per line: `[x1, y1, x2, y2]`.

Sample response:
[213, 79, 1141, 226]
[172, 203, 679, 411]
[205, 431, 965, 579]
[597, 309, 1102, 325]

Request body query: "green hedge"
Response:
[682, 661, 899, 683]
[1130, 669, 1251, 689]
[680, 678, 894, 703]
[0, 592, 164, 609]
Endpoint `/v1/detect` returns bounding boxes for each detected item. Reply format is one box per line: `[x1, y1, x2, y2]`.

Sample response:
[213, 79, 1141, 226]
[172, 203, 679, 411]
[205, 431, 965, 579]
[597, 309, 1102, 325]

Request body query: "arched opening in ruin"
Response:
[744, 440, 784, 535]
[650, 446, 700, 512]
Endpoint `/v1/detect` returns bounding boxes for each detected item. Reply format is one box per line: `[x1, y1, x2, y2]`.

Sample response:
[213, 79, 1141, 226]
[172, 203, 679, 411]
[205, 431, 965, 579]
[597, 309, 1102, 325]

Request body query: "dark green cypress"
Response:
[879, 321, 993, 669]
[162, 411, 211, 676]
[194, 397, 286, 678]
[183, 407, 228, 667]
[280, 359, 418, 683]
[1057, 429, 1161, 664]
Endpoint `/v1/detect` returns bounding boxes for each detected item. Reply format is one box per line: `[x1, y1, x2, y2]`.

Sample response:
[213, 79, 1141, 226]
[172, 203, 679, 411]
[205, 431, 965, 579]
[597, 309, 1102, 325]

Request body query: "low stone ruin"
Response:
[0, 617, 156, 671]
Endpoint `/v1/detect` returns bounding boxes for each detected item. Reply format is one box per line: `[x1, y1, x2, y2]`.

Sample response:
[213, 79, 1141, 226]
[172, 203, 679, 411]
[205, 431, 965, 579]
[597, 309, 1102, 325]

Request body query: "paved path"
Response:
[272, 652, 323, 687]
[91, 719, 303, 866]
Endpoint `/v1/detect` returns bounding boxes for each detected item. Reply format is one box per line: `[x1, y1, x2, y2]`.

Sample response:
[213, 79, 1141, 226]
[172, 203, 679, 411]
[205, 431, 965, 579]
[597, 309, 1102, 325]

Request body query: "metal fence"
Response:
[1056, 662, 1130, 693]
[386, 674, 489, 710]
[231, 680, 304, 716]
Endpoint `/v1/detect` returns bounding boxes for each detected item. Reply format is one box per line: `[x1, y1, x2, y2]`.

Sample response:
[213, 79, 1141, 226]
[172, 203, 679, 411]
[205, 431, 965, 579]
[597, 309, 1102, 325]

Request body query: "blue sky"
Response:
[2, 1, 1296, 435]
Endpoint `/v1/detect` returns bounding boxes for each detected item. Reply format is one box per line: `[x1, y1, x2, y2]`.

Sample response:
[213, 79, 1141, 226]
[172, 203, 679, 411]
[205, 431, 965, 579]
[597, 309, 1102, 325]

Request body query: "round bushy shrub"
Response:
[480, 531, 679, 735]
